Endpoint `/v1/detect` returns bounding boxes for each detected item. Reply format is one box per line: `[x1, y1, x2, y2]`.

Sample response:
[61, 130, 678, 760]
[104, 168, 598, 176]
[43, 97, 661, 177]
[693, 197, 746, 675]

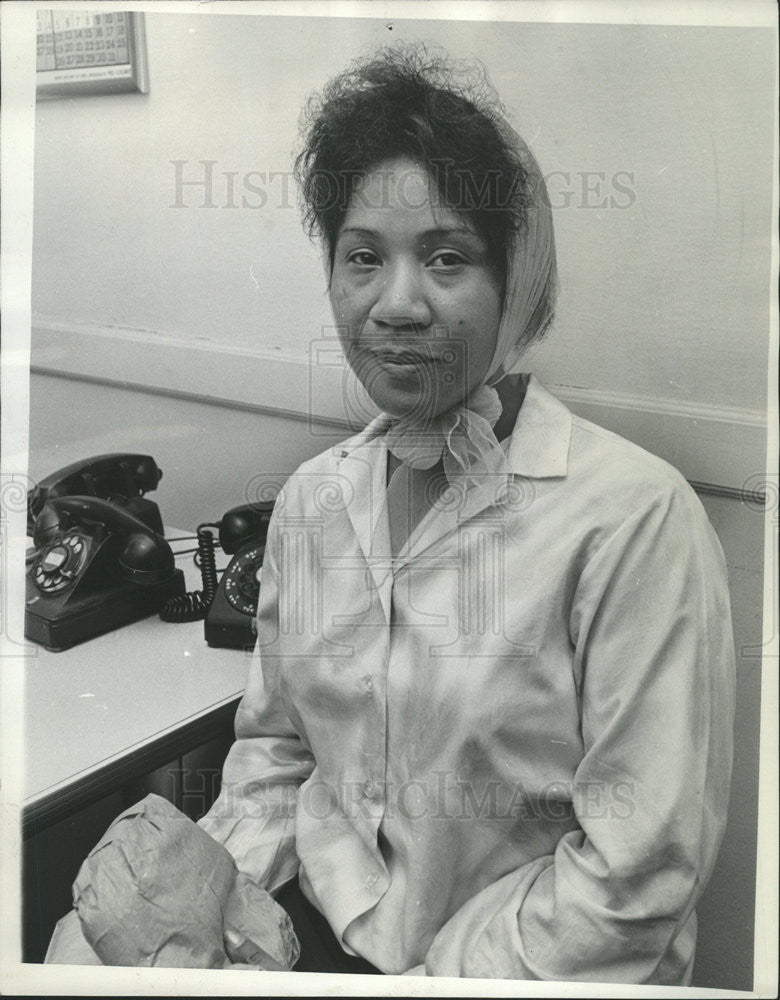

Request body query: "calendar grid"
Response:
[35, 10, 147, 99]
[37, 10, 132, 73]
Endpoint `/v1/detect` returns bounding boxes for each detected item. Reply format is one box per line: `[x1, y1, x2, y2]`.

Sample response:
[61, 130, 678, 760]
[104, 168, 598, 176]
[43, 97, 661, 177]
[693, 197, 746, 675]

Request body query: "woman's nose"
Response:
[368, 263, 431, 329]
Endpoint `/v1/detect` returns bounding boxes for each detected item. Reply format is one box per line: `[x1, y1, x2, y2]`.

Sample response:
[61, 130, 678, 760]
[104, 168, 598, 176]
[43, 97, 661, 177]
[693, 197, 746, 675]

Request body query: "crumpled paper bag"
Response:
[72, 793, 299, 969]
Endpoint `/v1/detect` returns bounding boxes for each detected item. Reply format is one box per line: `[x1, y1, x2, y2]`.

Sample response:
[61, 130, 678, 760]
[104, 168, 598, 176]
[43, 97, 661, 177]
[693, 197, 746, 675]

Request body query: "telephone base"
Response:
[25, 570, 186, 652]
[204, 616, 256, 651]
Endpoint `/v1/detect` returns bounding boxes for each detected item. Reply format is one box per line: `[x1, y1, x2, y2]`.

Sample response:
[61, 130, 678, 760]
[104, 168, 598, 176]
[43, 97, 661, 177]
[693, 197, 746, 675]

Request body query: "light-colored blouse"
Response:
[199, 376, 735, 982]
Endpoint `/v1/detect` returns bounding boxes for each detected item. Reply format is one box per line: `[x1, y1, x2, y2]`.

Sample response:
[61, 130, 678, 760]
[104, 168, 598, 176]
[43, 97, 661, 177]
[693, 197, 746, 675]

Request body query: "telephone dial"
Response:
[25, 455, 185, 652]
[26, 454, 274, 652]
[160, 502, 274, 650]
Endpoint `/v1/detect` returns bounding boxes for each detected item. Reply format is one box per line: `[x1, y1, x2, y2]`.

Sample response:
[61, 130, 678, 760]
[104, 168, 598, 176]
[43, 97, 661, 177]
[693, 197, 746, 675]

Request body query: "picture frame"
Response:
[36, 10, 148, 100]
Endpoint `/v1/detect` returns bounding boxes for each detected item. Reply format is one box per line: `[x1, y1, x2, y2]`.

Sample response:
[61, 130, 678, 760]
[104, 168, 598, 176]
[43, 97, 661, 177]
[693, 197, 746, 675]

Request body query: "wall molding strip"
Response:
[32, 318, 768, 495]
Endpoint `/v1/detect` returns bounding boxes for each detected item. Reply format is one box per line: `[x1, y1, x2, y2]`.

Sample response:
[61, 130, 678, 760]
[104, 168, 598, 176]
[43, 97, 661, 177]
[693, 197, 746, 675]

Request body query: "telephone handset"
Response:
[26, 495, 185, 652]
[27, 453, 165, 536]
[160, 502, 274, 650]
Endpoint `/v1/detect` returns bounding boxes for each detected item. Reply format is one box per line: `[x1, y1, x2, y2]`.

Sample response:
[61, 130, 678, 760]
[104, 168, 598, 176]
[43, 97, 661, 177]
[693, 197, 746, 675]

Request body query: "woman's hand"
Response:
[223, 924, 289, 971]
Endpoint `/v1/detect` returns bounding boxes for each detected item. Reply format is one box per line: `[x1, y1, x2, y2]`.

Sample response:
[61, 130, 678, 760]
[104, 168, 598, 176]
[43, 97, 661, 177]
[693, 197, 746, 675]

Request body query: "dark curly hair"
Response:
[294, 45, 532, 289]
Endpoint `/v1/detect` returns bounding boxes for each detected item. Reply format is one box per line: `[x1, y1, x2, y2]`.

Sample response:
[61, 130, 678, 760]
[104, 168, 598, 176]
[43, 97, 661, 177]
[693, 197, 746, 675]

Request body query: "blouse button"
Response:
[363, 780, 379, 800]
[366, 873, 379, 888]
[364, 675, 374, 695]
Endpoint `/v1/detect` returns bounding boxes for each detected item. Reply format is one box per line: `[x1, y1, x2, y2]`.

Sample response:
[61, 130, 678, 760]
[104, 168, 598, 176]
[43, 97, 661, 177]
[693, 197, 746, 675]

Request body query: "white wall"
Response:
[32, 14, 773, 409]
[28, 10, 775, 992]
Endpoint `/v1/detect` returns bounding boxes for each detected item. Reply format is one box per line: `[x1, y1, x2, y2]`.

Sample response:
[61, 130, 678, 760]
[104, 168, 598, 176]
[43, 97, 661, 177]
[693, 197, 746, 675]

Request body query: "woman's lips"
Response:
[372, 350, 438, 369]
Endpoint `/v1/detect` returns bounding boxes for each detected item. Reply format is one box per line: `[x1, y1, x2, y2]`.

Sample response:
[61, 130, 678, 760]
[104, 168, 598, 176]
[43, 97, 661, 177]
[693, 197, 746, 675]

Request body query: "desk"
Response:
[23, 536, 252, 961]
[23, 538, 250, 834]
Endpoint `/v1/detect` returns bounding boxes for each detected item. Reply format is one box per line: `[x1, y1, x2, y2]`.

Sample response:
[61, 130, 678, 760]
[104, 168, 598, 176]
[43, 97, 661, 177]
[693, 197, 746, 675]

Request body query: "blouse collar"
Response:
[336, 375, 572, 481]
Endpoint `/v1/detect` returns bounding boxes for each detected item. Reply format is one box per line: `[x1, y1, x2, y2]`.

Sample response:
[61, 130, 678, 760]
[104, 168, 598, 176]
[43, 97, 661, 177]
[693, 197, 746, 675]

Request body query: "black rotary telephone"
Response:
[160, 502, 275, 650]
[26, 464, 185, 652]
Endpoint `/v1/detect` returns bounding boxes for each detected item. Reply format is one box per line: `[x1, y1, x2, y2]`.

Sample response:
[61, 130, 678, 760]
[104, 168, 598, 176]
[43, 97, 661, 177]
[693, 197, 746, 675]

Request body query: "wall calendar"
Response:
[36, 10, 148, 99]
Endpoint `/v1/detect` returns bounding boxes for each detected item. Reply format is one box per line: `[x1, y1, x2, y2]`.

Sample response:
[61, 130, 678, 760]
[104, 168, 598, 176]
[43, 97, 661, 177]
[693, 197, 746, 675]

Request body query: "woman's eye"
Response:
[347, 250, 381, 267]
[429, 251, 467, 268]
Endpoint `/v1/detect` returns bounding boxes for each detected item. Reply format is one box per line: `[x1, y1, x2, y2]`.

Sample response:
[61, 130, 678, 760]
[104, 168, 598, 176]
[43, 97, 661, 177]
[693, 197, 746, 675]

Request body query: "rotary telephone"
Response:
[160, 502, 274, 650]
[26, 454, 274, 652]
[25, 455, 185, 652]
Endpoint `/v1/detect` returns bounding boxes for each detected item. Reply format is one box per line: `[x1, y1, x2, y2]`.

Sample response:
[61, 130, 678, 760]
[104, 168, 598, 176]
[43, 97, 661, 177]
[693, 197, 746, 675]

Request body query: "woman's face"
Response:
[329, 158, 503, 421]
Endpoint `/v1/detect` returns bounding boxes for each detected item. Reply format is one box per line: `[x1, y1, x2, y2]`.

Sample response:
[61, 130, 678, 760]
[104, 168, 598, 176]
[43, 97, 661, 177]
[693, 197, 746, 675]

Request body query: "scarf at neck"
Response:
[384, 383, 508, 507]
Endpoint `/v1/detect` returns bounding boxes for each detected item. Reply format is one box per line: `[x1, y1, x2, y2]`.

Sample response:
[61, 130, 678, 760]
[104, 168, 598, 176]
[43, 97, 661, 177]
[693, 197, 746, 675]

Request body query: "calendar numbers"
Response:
[36, 10, 130, 73]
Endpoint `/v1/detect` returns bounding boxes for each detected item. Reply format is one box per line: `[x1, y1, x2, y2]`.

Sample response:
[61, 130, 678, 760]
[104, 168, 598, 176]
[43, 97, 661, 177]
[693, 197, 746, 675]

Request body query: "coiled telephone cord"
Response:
[159, 523, 219, 622]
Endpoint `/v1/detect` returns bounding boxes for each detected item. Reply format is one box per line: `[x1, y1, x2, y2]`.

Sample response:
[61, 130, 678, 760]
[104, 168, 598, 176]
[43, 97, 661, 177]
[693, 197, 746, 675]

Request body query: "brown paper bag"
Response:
[71, 793, 298, 969]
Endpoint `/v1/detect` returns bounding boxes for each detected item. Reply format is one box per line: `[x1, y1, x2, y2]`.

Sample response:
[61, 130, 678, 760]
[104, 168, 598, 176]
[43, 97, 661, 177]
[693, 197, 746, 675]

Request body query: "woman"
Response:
[198, 46, 735, 983]
[47, 45, 735, 982]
